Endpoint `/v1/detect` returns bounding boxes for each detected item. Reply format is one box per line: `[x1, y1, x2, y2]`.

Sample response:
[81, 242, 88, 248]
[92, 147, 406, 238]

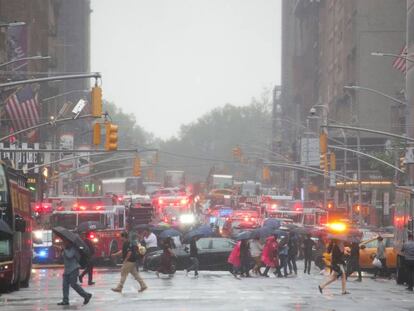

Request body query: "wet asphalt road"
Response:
[1, 261, 414, 311]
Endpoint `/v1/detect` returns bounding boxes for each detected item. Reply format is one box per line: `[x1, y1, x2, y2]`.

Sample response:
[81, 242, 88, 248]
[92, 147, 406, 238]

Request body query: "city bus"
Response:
[0, 162, 32, 292]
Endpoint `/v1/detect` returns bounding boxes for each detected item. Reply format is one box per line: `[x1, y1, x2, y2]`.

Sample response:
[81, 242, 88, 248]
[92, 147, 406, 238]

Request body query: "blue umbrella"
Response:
[159, 228, 182, 239]
[235, 231, 253, 241]
[273, 229, 288, 237]
[183, 229, 205, 243]
[195, 224, 214, 236]
[251, 226, 273, 239]
[263, 218, 281, 229]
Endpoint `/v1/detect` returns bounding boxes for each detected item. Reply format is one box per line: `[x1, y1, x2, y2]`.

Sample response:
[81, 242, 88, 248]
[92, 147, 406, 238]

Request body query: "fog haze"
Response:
[91, 0, 281, 139]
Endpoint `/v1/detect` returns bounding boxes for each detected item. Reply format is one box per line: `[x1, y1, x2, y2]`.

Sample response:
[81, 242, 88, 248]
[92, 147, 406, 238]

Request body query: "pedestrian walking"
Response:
[185, 236, 199, 278]
[111, 232, 148, 293]
[346, 239, 362, 282]
[278, 236, 289, 277]
[318, 239, 349, 295]
[402, 233, 414, 291]
[57, 240, 92, 306]
[372, 236, 389, 279]
[228, 241, 241, 278]
[239, 239, 251, 277]
[156, 237, 176, 277]
[79, 233, 95, 285]
[142, 229, 158, 271]
[314, 237, 326, 271]
[261, 235, 279, 277]
[250, 237, 263, 275]
[287, 231, 298, 275]
[303, 234, 315, 274]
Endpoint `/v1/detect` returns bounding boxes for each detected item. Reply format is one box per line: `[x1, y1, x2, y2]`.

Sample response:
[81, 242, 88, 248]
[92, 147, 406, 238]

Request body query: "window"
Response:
[0, 238, 11, 258]
[196, 238, 211, 250]
[51, 214, 77, 230]
[212, 239, 234, 250]
[0, 165, 8, 204]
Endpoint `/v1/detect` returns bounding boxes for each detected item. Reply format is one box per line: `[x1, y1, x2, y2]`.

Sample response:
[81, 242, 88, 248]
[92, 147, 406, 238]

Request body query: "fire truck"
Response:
[51, 205, 126, 264]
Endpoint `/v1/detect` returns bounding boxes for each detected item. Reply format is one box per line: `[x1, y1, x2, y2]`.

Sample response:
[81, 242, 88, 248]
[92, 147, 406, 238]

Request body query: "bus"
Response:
[0, 162, 32, 292]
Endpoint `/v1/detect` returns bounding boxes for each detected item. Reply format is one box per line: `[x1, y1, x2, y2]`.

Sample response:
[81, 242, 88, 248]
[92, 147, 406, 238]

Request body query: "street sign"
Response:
[0, 142, 42, 172]
[329, 171, 336, 187]
[405, 147, 414, 164]
[76, 145, 90, 176]
[300, 137, 320, 166]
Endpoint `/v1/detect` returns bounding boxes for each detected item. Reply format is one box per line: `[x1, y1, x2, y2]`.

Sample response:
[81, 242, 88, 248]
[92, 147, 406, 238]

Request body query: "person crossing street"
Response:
[111, 232, 148, 293]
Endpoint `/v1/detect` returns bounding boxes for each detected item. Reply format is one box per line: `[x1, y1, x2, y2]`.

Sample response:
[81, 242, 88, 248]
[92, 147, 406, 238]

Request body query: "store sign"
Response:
[0, 143, 42, 172]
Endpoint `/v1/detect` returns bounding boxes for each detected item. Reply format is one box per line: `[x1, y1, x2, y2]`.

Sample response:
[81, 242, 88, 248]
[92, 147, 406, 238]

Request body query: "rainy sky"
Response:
[91, 0, 281, 139]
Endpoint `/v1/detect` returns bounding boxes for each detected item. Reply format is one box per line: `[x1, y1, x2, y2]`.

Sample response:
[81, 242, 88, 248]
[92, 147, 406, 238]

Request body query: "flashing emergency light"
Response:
[55, 238, 62, 243]
[327, 222, 346, 232]
[180, 198, 188, 205]
[159, 199, 164, 205]
[34, 230, 43, 240]
[271, 204, 278, 209]
[179, 214, 195, 224]
[38, 248, 48, 258]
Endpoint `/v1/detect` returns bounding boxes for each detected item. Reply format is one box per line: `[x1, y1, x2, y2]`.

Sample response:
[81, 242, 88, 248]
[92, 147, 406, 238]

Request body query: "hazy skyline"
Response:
[91, 0, 281, 139]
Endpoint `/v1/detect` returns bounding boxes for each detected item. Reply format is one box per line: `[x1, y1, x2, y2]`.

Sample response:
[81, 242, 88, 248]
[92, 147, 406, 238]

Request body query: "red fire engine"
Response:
[51, 205, 126, 264]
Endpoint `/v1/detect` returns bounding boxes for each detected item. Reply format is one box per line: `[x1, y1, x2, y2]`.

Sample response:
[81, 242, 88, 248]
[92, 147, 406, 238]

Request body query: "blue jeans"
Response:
[62, 269, 89, 303]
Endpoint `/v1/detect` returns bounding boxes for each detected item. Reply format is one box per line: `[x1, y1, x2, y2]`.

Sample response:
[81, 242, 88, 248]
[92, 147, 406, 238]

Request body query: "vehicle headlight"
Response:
[179, 214, 195, 224]
[34, 230, 43, 240]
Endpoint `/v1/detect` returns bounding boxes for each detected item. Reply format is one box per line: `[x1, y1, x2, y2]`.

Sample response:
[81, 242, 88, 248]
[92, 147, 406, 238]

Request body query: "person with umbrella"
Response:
[302, 233, 315, 275]
[287, 231, 298, 275]
[141, 228, 158, 271]
[156, 237, 176, 277]
[250, 236, 264, 275]
[261, 235, 279, 277]
[111, 231, 148, 293]
[185, 235, 200, 278]
[57, 239, 92, 306]
[239, 238, 251, 277]
[78, 232, 95, 285]
[278, 236, 289, 278]
[318, 239, 349, 295]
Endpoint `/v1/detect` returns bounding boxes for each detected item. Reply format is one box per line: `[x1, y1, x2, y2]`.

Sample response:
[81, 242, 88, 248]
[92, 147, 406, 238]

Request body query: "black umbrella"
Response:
[0, 219, 12, 235]
[251, 227, 273, 239]
[235, 231, 252, 241]
[76, 221, 106, 233]
[159, 228, 182, 239]
[52, 226, 91, 256]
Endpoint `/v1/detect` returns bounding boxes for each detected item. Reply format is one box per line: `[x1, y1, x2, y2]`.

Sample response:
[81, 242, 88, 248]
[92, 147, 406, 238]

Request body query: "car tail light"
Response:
[88, 232, 96, 239]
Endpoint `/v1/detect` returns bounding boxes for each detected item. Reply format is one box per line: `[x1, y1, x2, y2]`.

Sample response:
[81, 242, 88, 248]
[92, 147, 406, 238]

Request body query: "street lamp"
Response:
[343, 85, 405, 107]
[371, 51, 414, 64]
[0, 55, 51, 69]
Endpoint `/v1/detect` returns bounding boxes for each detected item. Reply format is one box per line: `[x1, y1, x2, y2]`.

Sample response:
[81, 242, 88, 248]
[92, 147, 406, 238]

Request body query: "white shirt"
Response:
[144, 232, 158, 248]
[250, 240, 263, 257]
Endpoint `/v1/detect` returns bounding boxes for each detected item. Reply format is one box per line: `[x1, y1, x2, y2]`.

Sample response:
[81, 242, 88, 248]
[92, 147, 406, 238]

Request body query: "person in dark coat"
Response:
[156, 237, 176, 277]
[346, 239, 362, 282]
[239, 239, 251, 277]
[318, 239, 349, 295]
[79, 233, 95, 285]
[287, 231, 298, 275]
[185, 236, 200, 277]
[303, 234, 315, 274]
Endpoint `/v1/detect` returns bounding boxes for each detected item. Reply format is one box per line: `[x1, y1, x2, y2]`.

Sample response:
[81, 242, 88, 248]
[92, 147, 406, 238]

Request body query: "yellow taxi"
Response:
[323, 233, 397, 270]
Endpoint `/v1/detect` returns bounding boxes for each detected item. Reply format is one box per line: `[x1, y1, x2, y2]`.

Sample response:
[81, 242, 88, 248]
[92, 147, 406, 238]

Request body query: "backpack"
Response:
[78, 247, 91, 269]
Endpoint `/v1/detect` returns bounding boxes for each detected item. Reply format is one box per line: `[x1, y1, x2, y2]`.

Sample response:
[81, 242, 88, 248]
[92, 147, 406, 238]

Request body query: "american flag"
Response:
[4, 86, 40, 132]
[393, 46, 407, 73]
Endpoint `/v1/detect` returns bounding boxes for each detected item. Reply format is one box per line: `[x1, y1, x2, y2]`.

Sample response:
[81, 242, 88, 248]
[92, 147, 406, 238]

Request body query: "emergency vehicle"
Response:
[51, 205, 126, 263]
[261, 195, 293, 217]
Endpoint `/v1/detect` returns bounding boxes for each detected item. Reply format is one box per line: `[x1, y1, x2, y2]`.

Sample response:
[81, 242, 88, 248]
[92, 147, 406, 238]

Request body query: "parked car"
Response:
[144, 237, 235, 271]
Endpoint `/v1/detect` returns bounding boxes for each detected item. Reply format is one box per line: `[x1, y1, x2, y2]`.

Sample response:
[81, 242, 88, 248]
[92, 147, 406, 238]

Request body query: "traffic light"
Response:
[319, 132, 328, 154]
[104, 122, 118, 151]
[330, 152, 336, 171]
[400, 156, 406, 172]
[320, 153, 328, 175]
[91, 86, 102, 117]
[92, 123, 101, 145]
[133, 156, 141, 177]
[262, 166, 271, 182]
[232, 146, 242, 160]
